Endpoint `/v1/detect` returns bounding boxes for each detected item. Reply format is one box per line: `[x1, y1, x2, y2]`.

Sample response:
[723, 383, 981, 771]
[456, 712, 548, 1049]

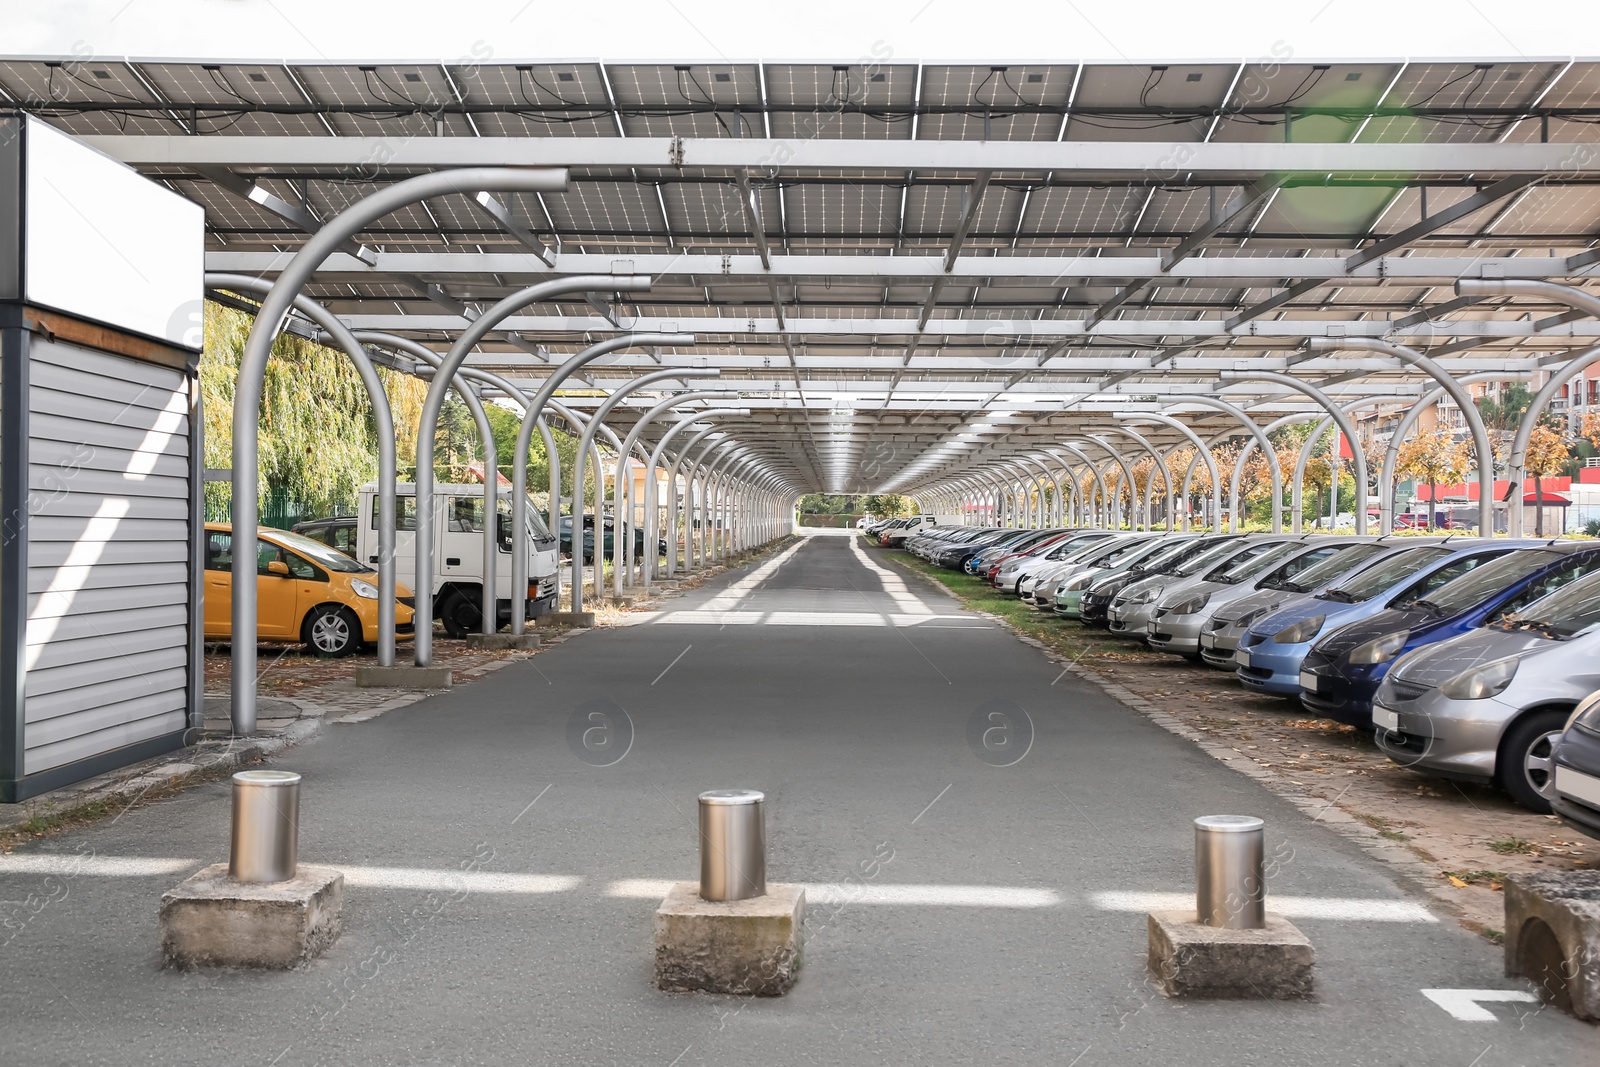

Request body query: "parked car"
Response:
[291, 515, 358, 558]
[966, 529, 1056, 574]
[559, 513, 667, 564]
[1196, 538, 1399, 670]
[1371, 569, 1600, 811]
[1234, 540, 1524, 697]
[879, 515, 938, 547]
[932, 529, 1010, 569]
[203, 523, 415, 656]
[1552, 690, 1600, 841]
[1082, 535, 1242, 628]
[1298, 541, 1600, 729]
[991, 531, 1099, 591]
[855, 514, 875, 528]
[1049, 535, 1195, 618]
[1108, 535, 1287, 639]
[1147, 537, 1338, 658]
[1016, 532, 1130, 606]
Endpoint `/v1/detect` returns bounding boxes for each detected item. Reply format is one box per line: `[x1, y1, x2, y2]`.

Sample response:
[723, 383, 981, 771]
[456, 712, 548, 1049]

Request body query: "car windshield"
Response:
[1269, 542, 1390, 593]
[1494, 570, 1600, 639]
[1405, 548, 1564, 616]
[1203, 543, 1305, 585]
[1085, 538, 1148, 566]
[1318, 547, 1452, 603]
[268, 530, 369, 573]
[1167, 539, 1242, 576]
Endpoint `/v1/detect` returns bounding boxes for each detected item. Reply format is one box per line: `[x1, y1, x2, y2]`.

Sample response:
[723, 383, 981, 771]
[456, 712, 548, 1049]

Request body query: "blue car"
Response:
[965, 530, 1054, 574]
[1235, 539, 1525, 698]
[1297, 541, 1600, 728]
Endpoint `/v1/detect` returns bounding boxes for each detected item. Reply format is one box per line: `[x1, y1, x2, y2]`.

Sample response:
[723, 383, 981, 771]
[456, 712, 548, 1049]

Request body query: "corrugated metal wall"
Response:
[24, 338, 191, 774]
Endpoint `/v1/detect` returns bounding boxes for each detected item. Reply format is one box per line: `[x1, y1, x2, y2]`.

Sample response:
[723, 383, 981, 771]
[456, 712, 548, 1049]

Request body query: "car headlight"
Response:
[1129, 588, 1159, 605]
[1569, 690, 1600, 733]
[1348, 629, 1410, 666]
[1437, 657, 1520, 700]
[1273, 614, 1326, 644]
[1065, 574, 1095, 592]
[350, 578, 379, 600]
[1165, 593, 1211, 616]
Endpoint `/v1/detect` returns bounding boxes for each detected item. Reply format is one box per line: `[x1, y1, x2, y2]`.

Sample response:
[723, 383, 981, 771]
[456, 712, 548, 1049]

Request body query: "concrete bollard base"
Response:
[160, 863, 343, 969]
[464, 633, 541, 650]
[1147, 910, 1314, 999]
[654, 883, 804, 995]
[1504, 870, 1600, 1020]
[354, 666, 452, 689]
[539, 611, 596, 627]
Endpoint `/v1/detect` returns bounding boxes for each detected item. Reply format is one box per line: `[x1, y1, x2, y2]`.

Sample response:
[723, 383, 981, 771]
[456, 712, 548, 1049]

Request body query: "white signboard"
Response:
[23, 118, 204, 350]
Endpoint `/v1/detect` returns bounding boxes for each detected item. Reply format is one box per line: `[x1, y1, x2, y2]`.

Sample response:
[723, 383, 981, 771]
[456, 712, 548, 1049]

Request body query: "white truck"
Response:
[356, 483, 559, 637]
[880, 514, 938, 546]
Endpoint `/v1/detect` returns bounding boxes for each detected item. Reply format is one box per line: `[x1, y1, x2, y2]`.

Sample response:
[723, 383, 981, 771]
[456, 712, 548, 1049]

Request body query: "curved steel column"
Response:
[1230, 371, 1370, 535]
[1118, 413, 1219, 534]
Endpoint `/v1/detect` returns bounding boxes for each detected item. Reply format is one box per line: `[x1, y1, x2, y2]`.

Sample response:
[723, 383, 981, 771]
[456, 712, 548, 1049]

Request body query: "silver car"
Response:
[1197, 539, 1433, 670]
[1141, 537, 1310, 654]
[1107, 535, 1265, 637]
[1018, 533, 1136, 606]
[1371, 569, 1600, 812]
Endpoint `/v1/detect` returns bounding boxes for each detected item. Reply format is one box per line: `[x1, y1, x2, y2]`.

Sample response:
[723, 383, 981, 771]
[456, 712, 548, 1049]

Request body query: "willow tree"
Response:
[201, 300, 427, 520]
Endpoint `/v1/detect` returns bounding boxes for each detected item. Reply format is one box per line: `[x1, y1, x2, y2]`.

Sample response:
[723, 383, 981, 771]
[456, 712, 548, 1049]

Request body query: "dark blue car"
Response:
[1298, 542, 1600, 728]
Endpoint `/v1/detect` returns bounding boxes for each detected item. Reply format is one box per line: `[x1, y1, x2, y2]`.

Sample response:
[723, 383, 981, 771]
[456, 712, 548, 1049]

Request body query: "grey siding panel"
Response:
[24, 340, 192, 775]
[28, 581, 188, 620]
[27, 560, 189, 594]
[24, 646, 187, 697]
[25, 625, 189, 674]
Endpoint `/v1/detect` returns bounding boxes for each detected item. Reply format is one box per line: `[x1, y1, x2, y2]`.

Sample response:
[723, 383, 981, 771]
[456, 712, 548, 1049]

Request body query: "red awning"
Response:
[1522, 491, 1570, 505]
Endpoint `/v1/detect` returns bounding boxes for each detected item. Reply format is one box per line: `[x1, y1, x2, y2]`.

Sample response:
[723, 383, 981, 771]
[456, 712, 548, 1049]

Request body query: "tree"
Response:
[202, 300, 427, 521]
[1524, 424, 1572, 537]
[1476, 383, 1535, 471]
[862, 494, 911, 519]
[1396, 429, 1471, 527]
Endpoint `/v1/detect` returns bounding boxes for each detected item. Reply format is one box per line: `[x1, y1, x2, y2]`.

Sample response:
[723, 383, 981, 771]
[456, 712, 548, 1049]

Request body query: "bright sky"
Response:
[4, 0, 1598, 64]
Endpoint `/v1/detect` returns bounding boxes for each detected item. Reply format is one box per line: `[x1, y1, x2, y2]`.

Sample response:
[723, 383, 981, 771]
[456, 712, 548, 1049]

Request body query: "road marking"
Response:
[912, 783, 952, 824]
[0, 855, 194, 876]
[1421, 988, 1540, 1021]
[340, 866, 581, 894]
[604, 879, 1062, 907]
[651, 643, 692, 685]
[1090, 890, 1438, 923]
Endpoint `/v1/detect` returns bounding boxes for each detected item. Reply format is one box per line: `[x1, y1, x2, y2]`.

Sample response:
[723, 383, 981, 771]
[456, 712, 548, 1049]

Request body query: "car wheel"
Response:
[440, 592, 483, 639]
[304, 605, 361, 657]
[1496, 709, 1568, 813]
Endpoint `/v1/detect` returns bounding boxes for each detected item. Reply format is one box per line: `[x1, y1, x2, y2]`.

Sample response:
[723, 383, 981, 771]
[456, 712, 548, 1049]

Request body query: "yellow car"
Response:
[203, 523, 415, 656]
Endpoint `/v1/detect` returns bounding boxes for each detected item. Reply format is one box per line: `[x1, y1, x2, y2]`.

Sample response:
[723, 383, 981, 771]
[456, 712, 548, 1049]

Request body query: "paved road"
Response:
[1, 529, 1589, 1065]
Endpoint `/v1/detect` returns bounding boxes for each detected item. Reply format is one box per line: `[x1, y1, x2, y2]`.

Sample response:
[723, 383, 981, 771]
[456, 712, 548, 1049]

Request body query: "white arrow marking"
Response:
[1421, 988, 1540, 1021]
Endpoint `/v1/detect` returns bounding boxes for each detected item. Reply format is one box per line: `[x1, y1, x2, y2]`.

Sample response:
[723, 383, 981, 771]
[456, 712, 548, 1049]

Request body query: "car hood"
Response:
[1388, 627, 1562, 688]
[1310, 606, 1436, 656]
[1252, 593, 1375, 638]
[1215, 586, 1299, 624]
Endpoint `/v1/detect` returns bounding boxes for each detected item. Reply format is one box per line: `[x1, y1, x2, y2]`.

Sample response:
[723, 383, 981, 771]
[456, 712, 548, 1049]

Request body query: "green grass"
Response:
[879, 549, 1152, 664]
[1487, 836, 1538, 855]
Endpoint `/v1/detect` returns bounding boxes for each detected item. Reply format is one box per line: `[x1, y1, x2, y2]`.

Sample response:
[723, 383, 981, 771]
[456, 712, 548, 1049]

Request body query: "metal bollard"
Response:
[230, 770, 302, 883]
[1194, 814, 1265, 930]
[698, 789, 766, 902]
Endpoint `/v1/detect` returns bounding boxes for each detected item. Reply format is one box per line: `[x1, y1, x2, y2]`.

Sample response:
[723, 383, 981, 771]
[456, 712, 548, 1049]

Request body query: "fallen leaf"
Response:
[1448, 875, 1469, 888]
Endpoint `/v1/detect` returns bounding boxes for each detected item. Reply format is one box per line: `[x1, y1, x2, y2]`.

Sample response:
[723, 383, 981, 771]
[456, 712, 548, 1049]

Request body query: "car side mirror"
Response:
[265, 560, 291, 577]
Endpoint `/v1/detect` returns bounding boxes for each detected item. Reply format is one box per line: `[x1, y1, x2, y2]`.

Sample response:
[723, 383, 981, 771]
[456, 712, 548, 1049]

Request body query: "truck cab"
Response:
[356, 483, 559, 637]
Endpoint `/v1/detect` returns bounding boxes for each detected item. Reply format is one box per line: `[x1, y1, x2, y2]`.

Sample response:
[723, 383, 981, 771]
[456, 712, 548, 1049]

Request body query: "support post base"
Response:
[539, 611, 596, 627]
[1504, 871, 1600, 1020]
[654, 882, 804, 996]
[465, 633, 541, 650]
[160, 863, 343, 969]
[354, 666, 453, 688]
[1147, 910, 1314, 999]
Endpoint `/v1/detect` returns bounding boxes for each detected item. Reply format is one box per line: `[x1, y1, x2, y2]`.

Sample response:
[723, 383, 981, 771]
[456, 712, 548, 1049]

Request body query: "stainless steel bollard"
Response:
[698, 789, 766, 902]
[1194, 814, 1265, 930]
[230, 770, 302, 883]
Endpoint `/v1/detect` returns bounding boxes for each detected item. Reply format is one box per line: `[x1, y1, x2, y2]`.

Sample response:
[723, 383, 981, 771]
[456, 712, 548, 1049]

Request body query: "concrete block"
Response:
[654, 882, 804, 996]
[160, 863, 343, 969]
[1504, 870, 1600, 1021]
[1147, 910, 1314, 999]
[464, 633, 541, 650]
[354, 666, 452, 689]
[539, 611, 596, 628]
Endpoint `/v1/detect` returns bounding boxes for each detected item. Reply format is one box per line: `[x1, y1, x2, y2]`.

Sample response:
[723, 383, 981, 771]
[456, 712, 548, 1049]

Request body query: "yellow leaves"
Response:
[1396, 428, 1472, 488]
[1447, 875, 1468, 888]
[1523, 423, 1571, 479]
